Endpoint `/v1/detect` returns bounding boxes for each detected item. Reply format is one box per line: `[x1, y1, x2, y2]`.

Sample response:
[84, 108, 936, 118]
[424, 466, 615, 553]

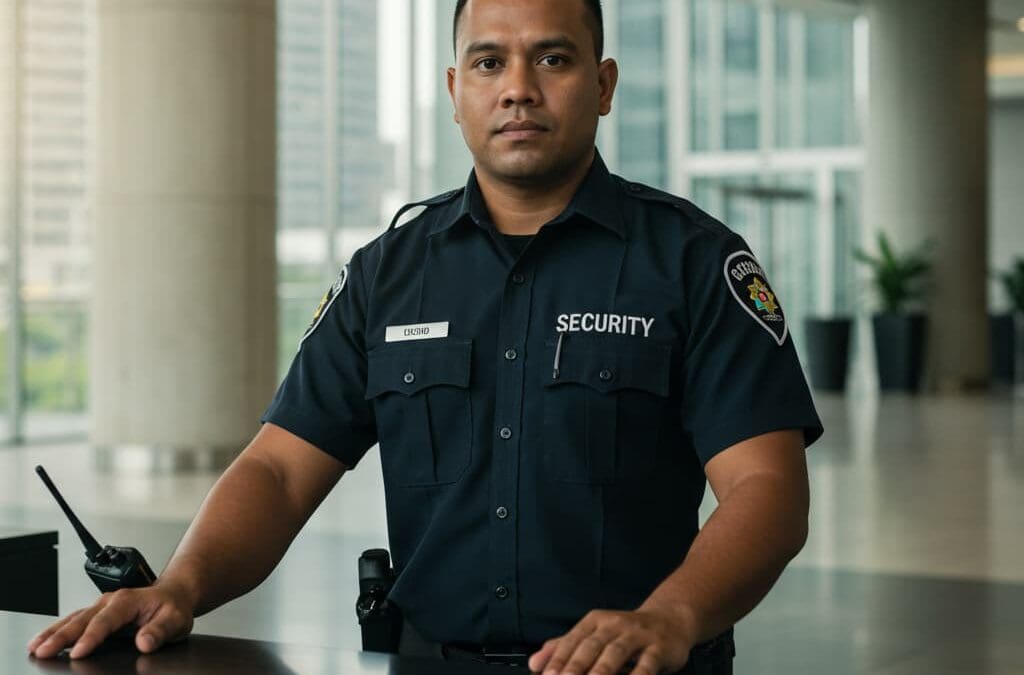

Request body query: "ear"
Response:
[597, 58, 619, 117]
[447, 67, 460, 124]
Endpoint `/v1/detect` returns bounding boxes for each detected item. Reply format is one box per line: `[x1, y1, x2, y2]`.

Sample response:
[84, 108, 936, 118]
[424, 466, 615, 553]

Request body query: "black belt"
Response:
[401, 620, 734, 673]
[442, 643, 539, 668]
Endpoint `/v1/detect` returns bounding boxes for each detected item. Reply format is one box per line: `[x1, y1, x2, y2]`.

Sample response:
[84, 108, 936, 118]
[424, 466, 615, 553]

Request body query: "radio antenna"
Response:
[35, 465, 103, 561]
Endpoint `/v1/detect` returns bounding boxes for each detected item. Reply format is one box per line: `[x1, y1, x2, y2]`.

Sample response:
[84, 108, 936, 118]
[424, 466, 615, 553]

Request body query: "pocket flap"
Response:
[544, 336, 671, 396]
[366, 339, 472, 399]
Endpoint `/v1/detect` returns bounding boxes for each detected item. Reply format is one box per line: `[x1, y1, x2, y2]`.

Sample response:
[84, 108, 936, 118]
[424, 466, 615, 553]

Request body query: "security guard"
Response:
[27, 0, 821, 673]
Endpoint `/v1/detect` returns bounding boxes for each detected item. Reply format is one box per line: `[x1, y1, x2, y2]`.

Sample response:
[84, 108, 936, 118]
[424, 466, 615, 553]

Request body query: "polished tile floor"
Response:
[2, 392, 1023, 673]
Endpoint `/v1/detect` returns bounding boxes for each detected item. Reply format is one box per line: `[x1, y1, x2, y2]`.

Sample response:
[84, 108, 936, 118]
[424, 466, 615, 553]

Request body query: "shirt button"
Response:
[496, 506, 509, 519]
[504, 348, 518, 361]
[495, 586, 509, 599]
[599, 369, 613, 382]
[403, 372, 415, 384]
[499, 426, 513, 440]
[511, 273, 525, 285]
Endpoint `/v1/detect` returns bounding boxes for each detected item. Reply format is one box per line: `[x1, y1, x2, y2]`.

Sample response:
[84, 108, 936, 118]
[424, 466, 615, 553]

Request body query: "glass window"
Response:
[690, 0, 711, 152]
[0, 0, 14, 437]
[723, 0, 759, 150]
[617, 0, 668, 188]
[774, 10, 794, 148]
[833, 170, 862, 314]
[20, 0, 94, 439]
[774, 10, 859, 149]
[277, 0, 382, 377]
[804, 14, 858, 147]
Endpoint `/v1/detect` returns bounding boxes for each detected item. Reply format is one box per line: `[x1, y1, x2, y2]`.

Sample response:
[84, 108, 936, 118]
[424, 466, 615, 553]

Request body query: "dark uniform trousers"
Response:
[399, 620, 734, 674]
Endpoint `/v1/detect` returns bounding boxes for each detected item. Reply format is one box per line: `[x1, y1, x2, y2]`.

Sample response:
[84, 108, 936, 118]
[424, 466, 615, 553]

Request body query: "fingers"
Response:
[540, 614, 598, 675]
[586, 639, 638, 675]
[529, 640, 558, 672]
[529, 610, 688, 675]
[29, 587, 196, 661]
[135, 603, 194, 654]
[68, 597, 142, 659]
[31, 606, 107, 660]
[630, 649, 668, 675]
[557, 633, 619, 675]
[27, 610, 84, 655]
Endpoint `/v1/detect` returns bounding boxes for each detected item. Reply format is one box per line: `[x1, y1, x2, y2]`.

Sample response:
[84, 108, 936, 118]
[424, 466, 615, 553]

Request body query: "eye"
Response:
[476, 58, 500, 71]
[540, 55, 566, 67]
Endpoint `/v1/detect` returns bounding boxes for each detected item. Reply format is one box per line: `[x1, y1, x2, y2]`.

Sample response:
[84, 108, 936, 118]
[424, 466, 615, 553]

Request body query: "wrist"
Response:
[637, 597, 701, 647]
[154, 560, 204, 615]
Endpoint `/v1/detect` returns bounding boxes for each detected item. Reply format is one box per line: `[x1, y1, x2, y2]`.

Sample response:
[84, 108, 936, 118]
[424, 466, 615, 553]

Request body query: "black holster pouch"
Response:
[680, 628, 735, 675]
[355, 548, 403, 653]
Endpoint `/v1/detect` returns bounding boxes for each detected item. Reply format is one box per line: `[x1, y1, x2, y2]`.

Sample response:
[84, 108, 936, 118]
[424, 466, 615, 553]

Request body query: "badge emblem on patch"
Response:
[724, 251, 788, 346]
[299, 265, 348, 348]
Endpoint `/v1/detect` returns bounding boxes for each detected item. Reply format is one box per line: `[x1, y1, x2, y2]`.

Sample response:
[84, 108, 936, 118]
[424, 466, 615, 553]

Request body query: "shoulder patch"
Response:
[724, 251, 788, 346]
[299, 265, 348, 349]
[388, 188, 464, 231]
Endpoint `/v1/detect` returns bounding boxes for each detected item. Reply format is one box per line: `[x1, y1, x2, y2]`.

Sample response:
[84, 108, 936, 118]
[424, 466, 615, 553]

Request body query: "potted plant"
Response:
[992, 258, 1024, 389]
[804, 316, 853, 392]
[853, 232, 932, 392]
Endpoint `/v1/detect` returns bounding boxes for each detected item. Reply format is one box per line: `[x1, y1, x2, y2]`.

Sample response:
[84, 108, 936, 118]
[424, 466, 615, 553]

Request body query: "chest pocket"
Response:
[366, 339, 473, 487]
[543, 336, 672, 484]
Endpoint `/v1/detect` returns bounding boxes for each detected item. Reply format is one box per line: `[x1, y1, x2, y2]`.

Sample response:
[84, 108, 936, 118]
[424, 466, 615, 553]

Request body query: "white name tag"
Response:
[385, 321, 450, 343]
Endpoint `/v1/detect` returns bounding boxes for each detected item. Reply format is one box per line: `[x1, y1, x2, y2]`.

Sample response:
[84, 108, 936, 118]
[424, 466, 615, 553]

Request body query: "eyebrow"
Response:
[463, 35, 581, 58]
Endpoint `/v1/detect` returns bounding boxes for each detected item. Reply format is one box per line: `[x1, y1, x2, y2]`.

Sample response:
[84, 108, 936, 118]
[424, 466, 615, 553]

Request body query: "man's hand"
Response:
[27, 581, 196, 660]
[527, 607, 695, 675]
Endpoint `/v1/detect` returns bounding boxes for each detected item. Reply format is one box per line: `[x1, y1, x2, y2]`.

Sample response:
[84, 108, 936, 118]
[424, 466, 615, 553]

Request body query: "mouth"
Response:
[496, 120, 548, 140]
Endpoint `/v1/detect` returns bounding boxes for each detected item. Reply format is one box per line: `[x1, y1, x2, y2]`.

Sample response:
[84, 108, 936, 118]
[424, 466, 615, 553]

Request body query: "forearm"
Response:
[156, 454, 309, 616]
[638, 473, 808, 645]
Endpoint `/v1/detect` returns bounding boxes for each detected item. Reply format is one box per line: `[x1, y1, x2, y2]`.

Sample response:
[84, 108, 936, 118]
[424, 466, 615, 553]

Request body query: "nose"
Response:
[500, 58, 542, 108]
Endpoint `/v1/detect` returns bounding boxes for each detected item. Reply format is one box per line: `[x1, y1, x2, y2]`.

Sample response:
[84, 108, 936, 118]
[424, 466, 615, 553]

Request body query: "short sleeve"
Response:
[680, 231, 823, 465]
[261, 248, 378, 469]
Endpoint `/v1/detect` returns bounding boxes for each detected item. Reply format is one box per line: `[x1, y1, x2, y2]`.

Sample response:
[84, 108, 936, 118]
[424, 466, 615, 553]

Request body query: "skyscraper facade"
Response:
[277, 0, 381, 366]
[17, 0, 94, 300]
[4, 0, 95, 435]
[278, 0, 380, 241]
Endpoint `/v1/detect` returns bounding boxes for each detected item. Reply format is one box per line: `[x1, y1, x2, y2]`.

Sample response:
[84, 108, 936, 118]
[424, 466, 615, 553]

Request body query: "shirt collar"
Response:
[431, 149, 627, 240]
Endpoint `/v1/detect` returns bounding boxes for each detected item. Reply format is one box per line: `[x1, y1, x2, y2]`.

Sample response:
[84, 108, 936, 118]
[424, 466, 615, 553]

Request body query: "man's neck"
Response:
[474, 149, 595, 235]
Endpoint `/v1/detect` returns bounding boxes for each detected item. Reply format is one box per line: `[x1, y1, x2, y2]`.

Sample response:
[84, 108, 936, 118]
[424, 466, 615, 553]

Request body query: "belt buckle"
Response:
[481, 646, 530, 667]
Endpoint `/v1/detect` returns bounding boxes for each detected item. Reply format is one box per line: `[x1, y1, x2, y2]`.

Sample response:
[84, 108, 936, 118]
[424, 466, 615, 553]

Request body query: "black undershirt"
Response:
[502, 234, 535, 258]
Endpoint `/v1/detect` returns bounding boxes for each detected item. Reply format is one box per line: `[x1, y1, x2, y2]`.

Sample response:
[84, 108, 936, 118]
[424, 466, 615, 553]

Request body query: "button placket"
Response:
[488, 267, 532, 640]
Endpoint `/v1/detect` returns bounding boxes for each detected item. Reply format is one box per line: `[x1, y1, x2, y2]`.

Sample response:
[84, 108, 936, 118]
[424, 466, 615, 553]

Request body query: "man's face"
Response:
[448, 0, 618, 185]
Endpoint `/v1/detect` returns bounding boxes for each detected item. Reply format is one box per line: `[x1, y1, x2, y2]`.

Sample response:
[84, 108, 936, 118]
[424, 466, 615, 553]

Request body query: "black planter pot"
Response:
[991, 313, 1015, 387]
[872, 313, 927, 392]
[804, 317, 852, 391]
[1015, 313, 1024, 389]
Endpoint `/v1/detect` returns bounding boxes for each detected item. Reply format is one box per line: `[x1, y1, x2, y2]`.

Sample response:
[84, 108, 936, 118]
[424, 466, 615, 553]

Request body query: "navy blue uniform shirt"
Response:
[262, 151, 823, 646]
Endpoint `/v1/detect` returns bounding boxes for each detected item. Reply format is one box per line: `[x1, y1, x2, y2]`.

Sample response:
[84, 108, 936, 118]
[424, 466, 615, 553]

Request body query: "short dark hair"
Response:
[453, 0, 604, 61]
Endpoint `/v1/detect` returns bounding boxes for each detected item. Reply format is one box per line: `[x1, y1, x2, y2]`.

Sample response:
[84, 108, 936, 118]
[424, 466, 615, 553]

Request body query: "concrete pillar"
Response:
[91, 0, 278, 463]
[864, 0, 989, 390]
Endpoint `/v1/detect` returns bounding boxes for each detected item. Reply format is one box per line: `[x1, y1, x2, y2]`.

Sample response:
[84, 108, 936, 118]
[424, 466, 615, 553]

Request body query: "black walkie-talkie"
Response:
[35, 465, 157, 593]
